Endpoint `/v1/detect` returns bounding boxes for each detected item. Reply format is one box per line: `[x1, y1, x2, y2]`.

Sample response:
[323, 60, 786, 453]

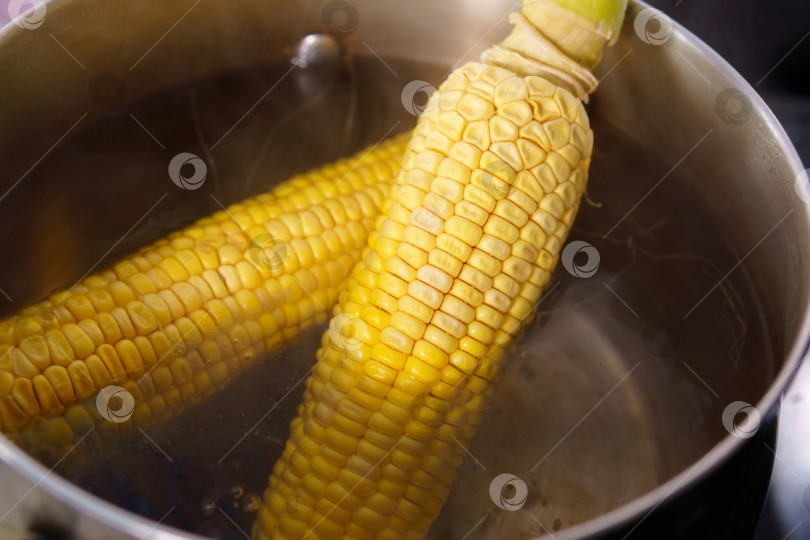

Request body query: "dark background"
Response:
[647, 0, 810, 164]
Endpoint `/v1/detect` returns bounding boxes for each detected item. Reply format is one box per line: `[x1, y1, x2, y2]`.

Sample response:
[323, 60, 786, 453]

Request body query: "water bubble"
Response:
[242, 493, 262, 512]
[201, 487, 219, 516]
[292, 34, 343, 67]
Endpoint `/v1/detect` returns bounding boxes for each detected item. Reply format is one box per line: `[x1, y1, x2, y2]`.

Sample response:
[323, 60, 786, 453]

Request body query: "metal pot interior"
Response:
[0, 0, 807, 538]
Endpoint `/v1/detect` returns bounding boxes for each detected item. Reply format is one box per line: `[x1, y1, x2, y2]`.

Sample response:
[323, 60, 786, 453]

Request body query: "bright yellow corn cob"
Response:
[0, 134, 409, 454]
[254, 1, 627, 538]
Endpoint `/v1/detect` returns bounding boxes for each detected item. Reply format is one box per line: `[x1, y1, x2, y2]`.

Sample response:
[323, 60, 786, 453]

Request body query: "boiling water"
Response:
[0, 56, 772, 539]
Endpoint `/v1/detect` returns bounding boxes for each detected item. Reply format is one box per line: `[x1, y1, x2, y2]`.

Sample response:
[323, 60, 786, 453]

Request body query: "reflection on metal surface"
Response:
[760, 364, 810, 539]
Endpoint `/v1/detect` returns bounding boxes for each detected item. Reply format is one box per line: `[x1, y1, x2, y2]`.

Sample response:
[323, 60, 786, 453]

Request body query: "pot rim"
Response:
[541, 2, 810, 538]
[0, 1, 807, 539]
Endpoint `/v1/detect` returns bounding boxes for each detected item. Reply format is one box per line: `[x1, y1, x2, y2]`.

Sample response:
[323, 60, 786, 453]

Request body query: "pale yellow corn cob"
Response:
[254, 0, 627, 537]
[0, 134, 409, 453]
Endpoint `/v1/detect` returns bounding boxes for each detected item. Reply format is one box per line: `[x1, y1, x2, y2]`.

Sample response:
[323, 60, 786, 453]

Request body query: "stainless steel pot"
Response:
[0, 0, 807, 538]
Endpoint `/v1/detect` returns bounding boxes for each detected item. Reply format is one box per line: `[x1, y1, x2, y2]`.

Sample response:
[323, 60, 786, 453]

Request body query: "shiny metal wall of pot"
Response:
[0, 0, 807, 538]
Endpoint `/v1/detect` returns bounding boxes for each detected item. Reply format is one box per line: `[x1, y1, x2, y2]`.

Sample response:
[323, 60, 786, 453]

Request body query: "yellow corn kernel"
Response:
[87, 289, 115, 313]
[0, 135, 410, 442]
[11, 378, 38, 415]
[77, 320, 104, 348]
[402, 226, 436, 252]
[115, 340, 144, 375]
[19, 336, 50, 371]
[404, 357, 441, 386]
[12, 349, 38, 378]
[84, 355, 112, 388]
[408, 281, 443, 310]
[57, 324, 93, 360]
[436, 233, 472, 262]
[32, 374, 63, 416]
[125, 302, 158, 336]
[445, 216, 483, 246]
[110, 307, 137, 340]
[412, 340, 449, 370]
[64, 295, 95, 321]
[43, 365, 75, 405]
[32, 18, 608, 533]
[378, 273, 408, 299]
[389, 311, 427, 342]
[92, 313, 122, 345]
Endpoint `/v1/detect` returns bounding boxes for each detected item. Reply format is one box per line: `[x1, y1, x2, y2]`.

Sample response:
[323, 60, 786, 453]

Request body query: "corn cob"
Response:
[0, 134, 409, 453]
[255, 1, 627, 539]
